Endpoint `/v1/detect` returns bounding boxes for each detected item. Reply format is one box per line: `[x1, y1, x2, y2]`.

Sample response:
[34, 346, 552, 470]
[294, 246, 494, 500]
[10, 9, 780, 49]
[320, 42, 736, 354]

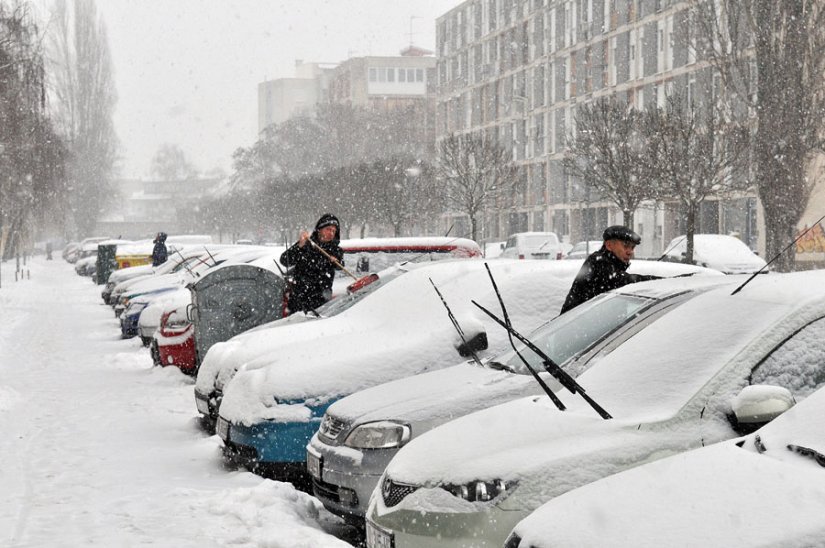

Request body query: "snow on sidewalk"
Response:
[0, 257, 350, 547]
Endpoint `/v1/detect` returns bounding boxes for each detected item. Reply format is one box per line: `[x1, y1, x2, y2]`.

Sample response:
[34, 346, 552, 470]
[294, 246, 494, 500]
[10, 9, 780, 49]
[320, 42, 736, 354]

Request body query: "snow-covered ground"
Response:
[0, 257, 352, 547]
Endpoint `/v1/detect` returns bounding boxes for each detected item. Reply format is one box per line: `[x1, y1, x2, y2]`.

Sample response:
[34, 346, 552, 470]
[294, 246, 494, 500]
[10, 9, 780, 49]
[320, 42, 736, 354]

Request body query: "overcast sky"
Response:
[91, 0, 462, 180]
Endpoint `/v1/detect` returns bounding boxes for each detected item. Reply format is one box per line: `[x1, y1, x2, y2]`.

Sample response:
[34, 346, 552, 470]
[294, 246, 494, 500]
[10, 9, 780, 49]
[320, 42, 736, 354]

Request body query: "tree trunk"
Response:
[685, 205, 696, 264]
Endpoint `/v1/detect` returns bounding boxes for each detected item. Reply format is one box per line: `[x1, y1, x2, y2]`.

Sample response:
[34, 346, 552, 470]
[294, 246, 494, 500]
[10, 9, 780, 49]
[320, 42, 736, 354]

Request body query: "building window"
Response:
[369, 68, 377, 82]
[387, 68, 395, 82]
[416, 68, 424, 82]
[399, 68, 406, 82]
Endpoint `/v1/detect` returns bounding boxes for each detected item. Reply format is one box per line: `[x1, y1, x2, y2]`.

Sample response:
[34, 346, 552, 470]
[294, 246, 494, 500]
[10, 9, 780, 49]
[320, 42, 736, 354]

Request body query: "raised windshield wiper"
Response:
[486, 360, 516, 373]
[475, 264, 612, 420]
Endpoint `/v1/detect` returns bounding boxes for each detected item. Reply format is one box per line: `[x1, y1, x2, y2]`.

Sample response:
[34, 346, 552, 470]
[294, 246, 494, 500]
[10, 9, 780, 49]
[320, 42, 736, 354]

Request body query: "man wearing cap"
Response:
[560, 225, 660, 314]
[280, 213, 344, 314]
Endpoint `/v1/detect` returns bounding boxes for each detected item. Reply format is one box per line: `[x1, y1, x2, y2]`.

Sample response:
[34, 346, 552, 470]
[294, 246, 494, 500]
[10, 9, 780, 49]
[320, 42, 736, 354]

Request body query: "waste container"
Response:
[96, 244, 118, 285]
[188, 264, 286, 368]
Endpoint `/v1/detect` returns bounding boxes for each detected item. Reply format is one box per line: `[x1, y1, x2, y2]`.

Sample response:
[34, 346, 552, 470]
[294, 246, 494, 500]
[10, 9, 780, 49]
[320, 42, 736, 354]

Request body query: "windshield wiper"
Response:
[475, 263, 612, 420]
[788, 444, 825, 467]
[486, 360, 516, 373]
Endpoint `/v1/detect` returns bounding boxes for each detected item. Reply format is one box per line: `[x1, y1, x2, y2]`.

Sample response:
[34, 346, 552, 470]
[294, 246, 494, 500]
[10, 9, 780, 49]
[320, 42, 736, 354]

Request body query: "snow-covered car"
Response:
[112, 246, 270, 317]
[213, 260, 587, 481]
[140, 288, 190, 348]
[365, 270, 825, 548]
[307, 263, 720, 522]
[500, 232, 565, 260]
[564, 240, 602, 260]
[662, 234, 767, 274]
[505, 385, 825, 548]
[108, 248, 218, 310]
[193, 263, 415, 432]
[74, 253, 98, 277]
[102, 261, 155, 304]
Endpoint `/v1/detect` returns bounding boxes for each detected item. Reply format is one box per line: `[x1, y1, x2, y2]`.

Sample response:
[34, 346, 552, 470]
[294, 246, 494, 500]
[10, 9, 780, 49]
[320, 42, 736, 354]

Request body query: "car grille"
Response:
[381, 477, 418, 507]
[318, 414, 348, 443]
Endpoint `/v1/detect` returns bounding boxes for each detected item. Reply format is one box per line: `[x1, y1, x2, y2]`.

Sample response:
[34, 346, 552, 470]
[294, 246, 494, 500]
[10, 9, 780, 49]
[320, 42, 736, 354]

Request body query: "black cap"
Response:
[603, 225, 641, 245]
[315, 213, 339, 231]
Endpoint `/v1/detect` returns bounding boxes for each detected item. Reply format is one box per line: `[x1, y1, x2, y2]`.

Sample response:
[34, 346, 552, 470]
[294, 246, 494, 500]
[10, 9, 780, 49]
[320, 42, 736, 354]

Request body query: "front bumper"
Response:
[367, 503, 527, 548]
[307, 434, 395, 520]
[217, 415, 326, 466]
[158, 335, 196, 373]
[120, 313, 140, 338]
[193, 388, 220, 428]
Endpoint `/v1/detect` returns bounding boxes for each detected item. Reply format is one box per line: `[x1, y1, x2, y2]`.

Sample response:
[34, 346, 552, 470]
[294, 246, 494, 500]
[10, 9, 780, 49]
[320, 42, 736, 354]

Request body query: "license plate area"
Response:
[306, 448, 323, 481]
[195, 396, 210, 415]
[366, 519, 394, 548]
[216, 417, 230, 441]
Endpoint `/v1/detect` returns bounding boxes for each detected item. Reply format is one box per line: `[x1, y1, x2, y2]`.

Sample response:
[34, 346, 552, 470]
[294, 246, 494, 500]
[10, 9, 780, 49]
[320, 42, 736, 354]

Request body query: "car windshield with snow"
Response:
[365, 269, 825, 548]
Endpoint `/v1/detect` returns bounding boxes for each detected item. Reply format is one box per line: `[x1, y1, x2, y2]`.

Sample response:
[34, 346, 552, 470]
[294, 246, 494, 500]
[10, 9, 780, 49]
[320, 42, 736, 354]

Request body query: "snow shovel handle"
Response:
[308, 239, 359, 281]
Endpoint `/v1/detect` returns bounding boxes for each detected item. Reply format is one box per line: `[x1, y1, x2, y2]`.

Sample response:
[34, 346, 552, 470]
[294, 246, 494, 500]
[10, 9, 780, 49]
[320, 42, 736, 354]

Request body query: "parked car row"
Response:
[70, 232, 820, 547]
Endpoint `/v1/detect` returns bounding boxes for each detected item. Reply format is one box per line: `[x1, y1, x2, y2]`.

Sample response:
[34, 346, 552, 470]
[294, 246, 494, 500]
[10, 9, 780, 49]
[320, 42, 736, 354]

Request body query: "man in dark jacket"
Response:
[151, 232, 168, 266]
[560, 225, 659, 314]
[280, 213, 344, 314]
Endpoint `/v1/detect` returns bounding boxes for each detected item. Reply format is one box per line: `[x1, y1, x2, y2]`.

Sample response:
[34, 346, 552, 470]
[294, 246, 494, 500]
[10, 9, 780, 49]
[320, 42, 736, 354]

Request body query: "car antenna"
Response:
[429, 278, 485, 367]
[478, 263, 569, 413]
[475, 264, 612, 420]
[656, 236, 686, 261]
[731, 212, 825, 296]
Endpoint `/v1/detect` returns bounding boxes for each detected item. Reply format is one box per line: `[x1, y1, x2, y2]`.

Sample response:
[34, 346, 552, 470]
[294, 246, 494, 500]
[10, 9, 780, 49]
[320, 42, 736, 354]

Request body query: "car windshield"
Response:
[318, 267, 409, 317]
[490, 293, 654, 374]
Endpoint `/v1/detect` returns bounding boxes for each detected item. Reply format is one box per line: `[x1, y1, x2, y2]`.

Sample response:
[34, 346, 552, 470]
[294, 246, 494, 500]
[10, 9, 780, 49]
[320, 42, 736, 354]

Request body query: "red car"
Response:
[155, 309, 198, 374]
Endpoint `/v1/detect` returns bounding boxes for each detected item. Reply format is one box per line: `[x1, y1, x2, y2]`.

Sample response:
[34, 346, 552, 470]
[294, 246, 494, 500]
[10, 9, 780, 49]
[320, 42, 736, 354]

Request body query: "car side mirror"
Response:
[730, 385, 795, 434]
[456, 330, 488, 357]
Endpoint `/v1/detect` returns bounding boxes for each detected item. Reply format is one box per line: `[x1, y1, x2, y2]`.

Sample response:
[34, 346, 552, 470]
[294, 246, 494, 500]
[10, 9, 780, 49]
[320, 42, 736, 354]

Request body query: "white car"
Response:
[662, 234, 767, 274]
[500, 232, 565, 261]
[307, 263, 720, 522]
[564, 240, 602, 260]
[213, 260, 587, 481]
[366, 270, 825, 548]
[506, 385, 825, 548]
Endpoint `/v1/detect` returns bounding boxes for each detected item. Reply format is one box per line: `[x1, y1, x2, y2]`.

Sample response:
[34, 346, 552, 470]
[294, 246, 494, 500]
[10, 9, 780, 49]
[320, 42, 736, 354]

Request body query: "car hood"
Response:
[326, 361, 549, 429]
[122, 272, 189, 297]
[512, 388, 825, 547]
[379, 395, 728, 514]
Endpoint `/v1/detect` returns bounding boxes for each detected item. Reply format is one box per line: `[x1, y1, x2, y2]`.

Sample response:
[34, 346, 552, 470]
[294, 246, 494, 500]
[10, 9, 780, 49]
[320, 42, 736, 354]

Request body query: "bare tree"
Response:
[47, 0, 117, 238]
[150, 143, 197, 180]
[1, 3, 68, 260]
[642, 93, 752, 263]
[693, 0, 825, 270]
[564, 98, 658, 228]
[437, 132, 517, 242]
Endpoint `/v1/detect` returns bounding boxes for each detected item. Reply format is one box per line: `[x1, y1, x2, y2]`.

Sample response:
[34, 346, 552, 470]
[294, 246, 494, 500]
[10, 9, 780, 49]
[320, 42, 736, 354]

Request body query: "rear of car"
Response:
[500, 232, 564, 260]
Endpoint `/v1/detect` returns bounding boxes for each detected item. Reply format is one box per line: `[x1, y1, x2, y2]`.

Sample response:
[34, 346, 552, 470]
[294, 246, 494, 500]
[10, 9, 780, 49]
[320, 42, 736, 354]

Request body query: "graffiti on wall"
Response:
[796, 223, 825, 253]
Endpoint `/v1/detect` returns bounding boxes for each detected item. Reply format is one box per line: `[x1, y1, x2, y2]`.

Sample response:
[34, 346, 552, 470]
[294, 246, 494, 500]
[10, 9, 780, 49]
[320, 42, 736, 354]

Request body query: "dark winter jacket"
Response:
[151, 233, 168, 266]
[280, 214, 344, 313]
[560, 246, 659, 314]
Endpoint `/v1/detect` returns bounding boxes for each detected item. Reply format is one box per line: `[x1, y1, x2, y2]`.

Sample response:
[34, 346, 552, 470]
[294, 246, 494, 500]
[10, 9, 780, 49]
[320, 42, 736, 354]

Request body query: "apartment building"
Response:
[435, 0, 759, 256]
[257, 61, 338, 133]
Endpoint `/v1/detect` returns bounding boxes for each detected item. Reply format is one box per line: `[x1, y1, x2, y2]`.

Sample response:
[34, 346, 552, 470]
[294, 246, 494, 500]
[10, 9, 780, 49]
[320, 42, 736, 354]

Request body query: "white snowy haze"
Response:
[90, 0, 462, 178]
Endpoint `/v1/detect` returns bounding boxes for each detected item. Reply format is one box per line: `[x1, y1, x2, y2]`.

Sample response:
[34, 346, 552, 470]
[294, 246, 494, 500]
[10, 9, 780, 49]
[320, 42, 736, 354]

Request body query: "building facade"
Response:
[435, 0, 761, 257]
[257, 61, 338, 133]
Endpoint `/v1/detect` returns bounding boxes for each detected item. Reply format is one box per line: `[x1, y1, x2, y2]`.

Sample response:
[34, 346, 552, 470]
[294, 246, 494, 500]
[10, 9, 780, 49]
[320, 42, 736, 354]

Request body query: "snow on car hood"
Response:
[108, 264, 154, 284]
[217, 260, 585, 425]
[325, 360, 548, 427]
[512, 387, 825, 548]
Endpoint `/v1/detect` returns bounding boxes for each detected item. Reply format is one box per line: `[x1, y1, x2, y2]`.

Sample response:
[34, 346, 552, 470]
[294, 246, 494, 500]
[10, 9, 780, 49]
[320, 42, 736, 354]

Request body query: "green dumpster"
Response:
[96, 243, 118, 285]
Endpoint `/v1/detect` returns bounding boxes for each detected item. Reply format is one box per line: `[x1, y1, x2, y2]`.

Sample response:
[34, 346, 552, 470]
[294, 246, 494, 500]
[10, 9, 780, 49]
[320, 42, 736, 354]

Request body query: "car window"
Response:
[496, 293, 654, 374]
[750, 316, 825, 397]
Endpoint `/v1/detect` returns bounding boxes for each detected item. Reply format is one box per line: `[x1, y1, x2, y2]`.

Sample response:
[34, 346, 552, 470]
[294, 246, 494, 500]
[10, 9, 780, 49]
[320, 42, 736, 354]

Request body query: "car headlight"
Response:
[442, 479, 517, 503]
[344, 421, 411, 449]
